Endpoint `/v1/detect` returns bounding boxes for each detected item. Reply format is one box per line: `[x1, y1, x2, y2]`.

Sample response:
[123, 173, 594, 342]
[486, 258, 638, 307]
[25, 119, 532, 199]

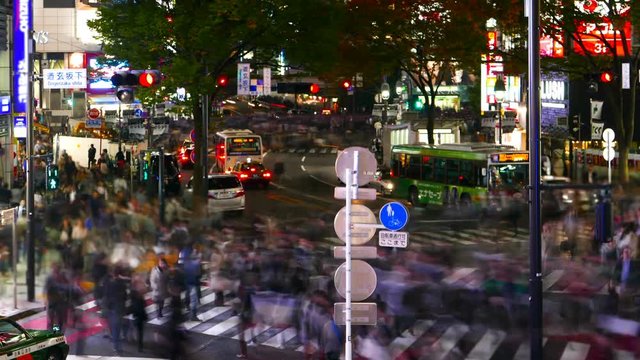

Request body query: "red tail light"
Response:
[178, 174, 182, 179]
[390, 170, 394, 177]
[263, 171, 272, 178]
[240, 173, 249, 179]
[250, 167, 256, 172]
[234, 190, 245, 197]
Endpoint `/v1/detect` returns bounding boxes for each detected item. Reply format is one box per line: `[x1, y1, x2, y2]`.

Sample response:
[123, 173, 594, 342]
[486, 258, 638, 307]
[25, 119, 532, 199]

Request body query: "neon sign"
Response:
[13, 0, 32, 114]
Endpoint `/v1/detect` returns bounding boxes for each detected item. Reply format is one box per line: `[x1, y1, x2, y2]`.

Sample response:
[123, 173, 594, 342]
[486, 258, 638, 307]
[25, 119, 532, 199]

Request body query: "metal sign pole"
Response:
[12, 208, 17, 309]
[344, 161, 353, 360]
[608, 159, 612, 184]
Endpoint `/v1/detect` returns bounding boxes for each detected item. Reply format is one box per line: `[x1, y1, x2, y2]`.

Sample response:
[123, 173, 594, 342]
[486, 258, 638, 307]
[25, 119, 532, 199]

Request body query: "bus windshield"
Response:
[226, 137, 261, 156]
[488, 163, 528, 194]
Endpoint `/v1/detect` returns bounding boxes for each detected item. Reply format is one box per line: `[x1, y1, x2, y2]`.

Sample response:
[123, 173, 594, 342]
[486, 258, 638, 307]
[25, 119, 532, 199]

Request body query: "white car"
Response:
[369, 168, 394, 195]
[186, 174, 245, 213]
[206, 174, 245, 213]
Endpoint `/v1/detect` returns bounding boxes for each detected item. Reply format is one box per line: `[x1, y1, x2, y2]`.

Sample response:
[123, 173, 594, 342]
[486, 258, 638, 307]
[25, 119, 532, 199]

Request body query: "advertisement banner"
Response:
[13, 0, 32, 114]
[591, 122, 604, 140]
[13, 116, 27, 138]
[237, 63, 250, 95]
[591, 100, 603, 120]
[0, 96, 10, 115]
[43, 69, 87, 89]
[263, 68, 271, 95]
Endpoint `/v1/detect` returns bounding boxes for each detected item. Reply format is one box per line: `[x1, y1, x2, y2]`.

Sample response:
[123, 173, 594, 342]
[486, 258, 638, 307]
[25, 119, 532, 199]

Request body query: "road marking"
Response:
[301, 156, 306, 162]
[443, 268, 476, 285]
[465, 329, 506, 360]
[559, 342, 590, 360]
[543, 270, 564, 292]
[389, 319, 435, 358]
[431, 323, 469, 360]
[203, 315, 241, 336]
[262, 327, 297, 348]
[300, 165, 306, 171]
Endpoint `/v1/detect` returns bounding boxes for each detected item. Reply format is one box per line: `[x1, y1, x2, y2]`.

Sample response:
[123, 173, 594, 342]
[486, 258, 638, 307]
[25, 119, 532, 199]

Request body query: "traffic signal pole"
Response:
[527, 0, 543, 358]
[26, 45, 35, 302]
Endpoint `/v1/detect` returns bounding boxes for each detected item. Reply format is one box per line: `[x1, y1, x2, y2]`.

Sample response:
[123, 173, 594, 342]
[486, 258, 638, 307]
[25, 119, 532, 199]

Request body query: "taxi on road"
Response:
[0, 318, 68, 360]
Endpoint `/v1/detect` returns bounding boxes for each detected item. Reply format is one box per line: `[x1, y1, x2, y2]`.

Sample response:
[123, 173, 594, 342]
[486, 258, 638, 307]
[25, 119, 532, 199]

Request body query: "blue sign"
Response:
[0, 96, 10, 115]
[13, 116, 27, 138]
[379, 202, 409, 231]
[134, 108, 143, 117]
[13, 0, 32, 114]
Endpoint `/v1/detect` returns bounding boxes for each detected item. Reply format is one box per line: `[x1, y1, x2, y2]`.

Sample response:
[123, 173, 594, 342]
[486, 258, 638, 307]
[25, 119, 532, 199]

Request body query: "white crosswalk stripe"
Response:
[71, 266, 624, 359]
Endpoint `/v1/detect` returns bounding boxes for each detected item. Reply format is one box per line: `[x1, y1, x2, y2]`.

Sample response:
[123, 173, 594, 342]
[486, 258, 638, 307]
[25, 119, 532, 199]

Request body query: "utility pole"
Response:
[527, 0, 543, 358]
[158, 146, 165, 225]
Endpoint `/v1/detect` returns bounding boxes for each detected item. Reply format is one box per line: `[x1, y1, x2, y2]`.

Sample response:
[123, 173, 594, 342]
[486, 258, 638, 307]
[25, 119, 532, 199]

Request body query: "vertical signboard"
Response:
[263, 67, 271, 95]
[13, 0, 32, 114]
[237, 63, 250, 95]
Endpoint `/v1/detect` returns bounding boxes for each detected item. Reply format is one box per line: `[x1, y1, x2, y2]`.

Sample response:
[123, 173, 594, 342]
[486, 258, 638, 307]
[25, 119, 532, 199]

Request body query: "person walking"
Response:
[103, 265, 129, 355]
[150, 257, 169, 317]
[130, 274, 148, 352]
[88, 144, 96, 168]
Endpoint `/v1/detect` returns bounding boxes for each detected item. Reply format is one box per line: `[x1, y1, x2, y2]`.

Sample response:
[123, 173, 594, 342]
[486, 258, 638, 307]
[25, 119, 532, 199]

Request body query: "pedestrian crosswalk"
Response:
[20, 278, 636, 360]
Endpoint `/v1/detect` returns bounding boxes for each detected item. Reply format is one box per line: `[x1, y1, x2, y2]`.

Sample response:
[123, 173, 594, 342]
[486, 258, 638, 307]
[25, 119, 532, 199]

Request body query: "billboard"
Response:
[13, 0, 32, 114]
[86, 53, 129, 94]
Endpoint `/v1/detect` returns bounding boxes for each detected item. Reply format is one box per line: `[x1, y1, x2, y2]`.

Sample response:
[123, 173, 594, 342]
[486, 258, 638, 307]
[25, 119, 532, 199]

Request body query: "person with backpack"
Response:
[149, 257, 169, 317]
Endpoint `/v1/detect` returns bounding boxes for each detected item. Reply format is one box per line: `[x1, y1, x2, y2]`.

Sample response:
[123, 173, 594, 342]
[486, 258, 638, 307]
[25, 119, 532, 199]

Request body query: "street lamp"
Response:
[381, 82, 390, 124]
[395, 80, 404, 97]
[494, 75, 506, 145]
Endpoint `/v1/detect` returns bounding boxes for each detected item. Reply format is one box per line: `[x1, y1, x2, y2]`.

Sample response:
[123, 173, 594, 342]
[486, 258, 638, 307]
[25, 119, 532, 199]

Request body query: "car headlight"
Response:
[385, 183, 394, 190]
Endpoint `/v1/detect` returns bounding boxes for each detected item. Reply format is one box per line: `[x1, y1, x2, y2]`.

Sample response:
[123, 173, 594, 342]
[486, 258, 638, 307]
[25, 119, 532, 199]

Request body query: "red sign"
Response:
[573, 20, 632, 56]
[540, 34, 564, 58]
[487, 31, 497, 51]
[88, 108, 101, 119]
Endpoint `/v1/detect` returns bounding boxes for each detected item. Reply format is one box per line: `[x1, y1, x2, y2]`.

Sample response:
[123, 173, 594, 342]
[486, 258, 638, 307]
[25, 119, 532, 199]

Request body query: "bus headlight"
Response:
[385, 183, 394, 190]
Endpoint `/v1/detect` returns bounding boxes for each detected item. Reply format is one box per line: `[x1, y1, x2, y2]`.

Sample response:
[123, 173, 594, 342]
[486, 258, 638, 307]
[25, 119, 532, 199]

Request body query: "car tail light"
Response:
[240, 173, 249, 179]
[178, 174, 182, 180]
[234, 190, 245, 197]
[263, 171, 272, 178]
[250, 167, 256, 172]
[181, 154, 188, 160]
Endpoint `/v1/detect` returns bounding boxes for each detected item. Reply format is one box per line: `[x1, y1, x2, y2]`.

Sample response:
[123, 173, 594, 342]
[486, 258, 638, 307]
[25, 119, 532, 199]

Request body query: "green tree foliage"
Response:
[494, 0, 637, 182]
[343, 0, 491, 143]
[89, 0, 346, 214]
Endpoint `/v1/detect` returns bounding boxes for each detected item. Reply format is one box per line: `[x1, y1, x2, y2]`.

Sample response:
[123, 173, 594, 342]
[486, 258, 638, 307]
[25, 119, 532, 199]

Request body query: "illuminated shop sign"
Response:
[13, 0, 32, 114]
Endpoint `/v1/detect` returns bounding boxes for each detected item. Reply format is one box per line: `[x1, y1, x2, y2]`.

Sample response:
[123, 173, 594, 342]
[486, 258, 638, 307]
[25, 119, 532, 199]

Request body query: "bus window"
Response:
[459, 160, 474, 186]
[434, 159, 446, 183]
[446, 160, 459, 185]
[407, 155, 421, 180]
[421, 156, 433, 181]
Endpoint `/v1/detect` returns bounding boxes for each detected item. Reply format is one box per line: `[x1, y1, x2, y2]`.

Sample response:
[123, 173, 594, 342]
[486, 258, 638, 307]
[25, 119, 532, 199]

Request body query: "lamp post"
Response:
[381, 82, 390, 124]
[494, 75, 506, 145]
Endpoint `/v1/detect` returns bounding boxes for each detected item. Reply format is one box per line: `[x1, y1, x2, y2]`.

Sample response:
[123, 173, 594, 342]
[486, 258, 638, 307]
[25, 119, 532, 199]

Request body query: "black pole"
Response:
[26, 42, 35, 302]
[528, 0, 543, 358]
[201, 93, 209, 205]
[158, 146, 165, 225]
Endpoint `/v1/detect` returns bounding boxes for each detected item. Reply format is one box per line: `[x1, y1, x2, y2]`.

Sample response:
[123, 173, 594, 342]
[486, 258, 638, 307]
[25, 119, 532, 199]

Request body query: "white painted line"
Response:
[465, 329, 506, 360]
[184, 306, 232, 330]
[203, 315, 241, 336]
[559, 342, 590, 360]
[543, 270, 564, 292]
[513, 338, 547, 360]
[300, 165, 306, 172]
[389, 319, 435, 358]
[232, 323, 266, 341]
[443, 268, 476, 285]
[76, 300, 96, 311]
[262, 327, 297, 348]
[301, 156, 306, 162]
[431, 324, 469, 360]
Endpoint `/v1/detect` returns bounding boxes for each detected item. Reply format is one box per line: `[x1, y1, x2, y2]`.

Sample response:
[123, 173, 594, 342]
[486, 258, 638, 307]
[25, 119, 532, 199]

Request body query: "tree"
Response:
[494, 0, 638, 183]
[89, 0, 346, 214]
[343, 0, 490, 144]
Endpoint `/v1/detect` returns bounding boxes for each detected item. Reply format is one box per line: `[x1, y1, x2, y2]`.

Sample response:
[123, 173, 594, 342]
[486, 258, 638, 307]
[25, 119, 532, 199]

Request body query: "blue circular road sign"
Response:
[379, 202, 409, 231]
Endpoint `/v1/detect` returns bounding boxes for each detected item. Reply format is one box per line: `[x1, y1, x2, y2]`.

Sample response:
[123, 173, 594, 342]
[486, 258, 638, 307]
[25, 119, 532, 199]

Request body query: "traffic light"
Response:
[310, 83, 320, 94]
[46, 165, 59, 190]
[116, 88, 135, 103]
[341, 79, 352, 90]
[217, 74, 229, 87]
[600, 70, 614, 83]
[570, 114, 581, 139]
[111, 70, 162, 87]
[276, 82, 318, 94]
[140, 157, 150, 181]
[411, 95, 424, 110]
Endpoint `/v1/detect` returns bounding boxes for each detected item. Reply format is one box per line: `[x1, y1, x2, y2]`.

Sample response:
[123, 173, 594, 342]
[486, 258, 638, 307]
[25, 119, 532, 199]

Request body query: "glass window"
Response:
[208, 176, 242, 190]
[459, 160, 474, 187]
[446, 159, 459, 185]
[0, 320, 27, 345]
[407, 155, 421, 179]
[434, 159, 446, 183]
[226, 137, 261, 156]
[421, 156, 433, 181]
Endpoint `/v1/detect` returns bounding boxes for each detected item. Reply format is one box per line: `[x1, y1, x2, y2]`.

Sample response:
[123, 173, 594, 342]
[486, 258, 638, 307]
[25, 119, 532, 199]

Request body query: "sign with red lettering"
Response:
[573, 20, 632, 56]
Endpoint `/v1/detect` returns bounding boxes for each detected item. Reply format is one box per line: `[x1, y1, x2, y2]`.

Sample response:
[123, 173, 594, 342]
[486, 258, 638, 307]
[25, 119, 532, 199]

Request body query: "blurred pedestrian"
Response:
[103, 265, 129, 355]
[150, 257, 169, 317]
[130, 274, 148, 352]
[88, 144, 96, 168]
[183, 252, 201, 321]
[44, 263, 68, 331]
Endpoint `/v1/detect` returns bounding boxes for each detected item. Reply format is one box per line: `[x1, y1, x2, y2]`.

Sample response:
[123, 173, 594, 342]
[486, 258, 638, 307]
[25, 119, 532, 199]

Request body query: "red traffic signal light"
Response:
[139, 71, 160, 87]
[310, 83, 320, 94]
[217, 74, 229, 87]
[341, 80, 352, 90]
[600, 71, 614, 83]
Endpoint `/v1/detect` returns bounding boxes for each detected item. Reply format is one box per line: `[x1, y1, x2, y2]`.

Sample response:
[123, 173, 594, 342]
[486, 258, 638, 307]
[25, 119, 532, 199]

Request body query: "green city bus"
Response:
[389, 143, 529, 206]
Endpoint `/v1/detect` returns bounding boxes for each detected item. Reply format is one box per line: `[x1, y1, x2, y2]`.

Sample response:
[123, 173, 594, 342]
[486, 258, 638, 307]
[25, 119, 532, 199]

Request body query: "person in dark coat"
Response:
[88, 144, 97, 168]
[130, 275, 148, 352]
[103, 265, 129, 355]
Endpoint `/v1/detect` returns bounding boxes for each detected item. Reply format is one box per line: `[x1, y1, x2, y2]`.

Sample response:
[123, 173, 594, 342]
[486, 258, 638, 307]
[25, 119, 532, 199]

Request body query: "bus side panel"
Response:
[416, 182, 446, 205]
